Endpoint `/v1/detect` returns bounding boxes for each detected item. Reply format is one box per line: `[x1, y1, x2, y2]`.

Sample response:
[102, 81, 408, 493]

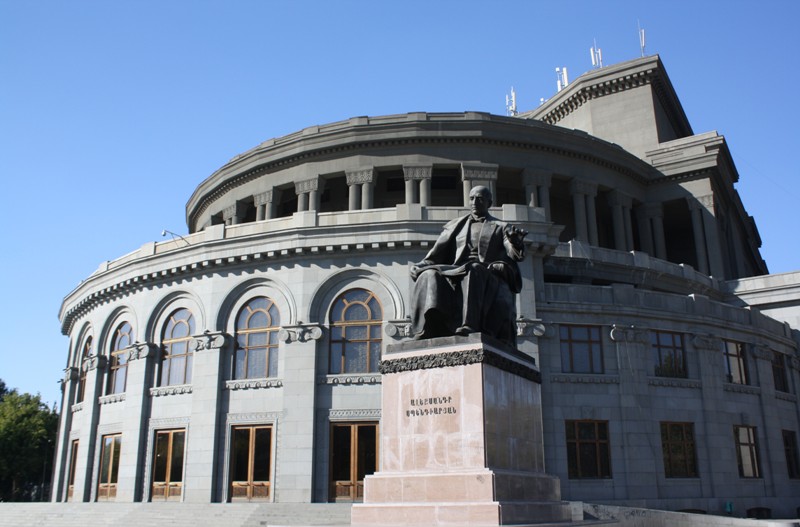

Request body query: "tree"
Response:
[0, 388, 58, 501]
[0, 379, 7, 401]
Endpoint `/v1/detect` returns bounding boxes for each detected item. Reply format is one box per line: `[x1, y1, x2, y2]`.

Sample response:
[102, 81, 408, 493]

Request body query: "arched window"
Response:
[159, 309, 195, 386]
[329, 288, 382, 374]
[108, 322, 132, 395]
[235, 297, 280, 379]
[75, 336, 92, 403]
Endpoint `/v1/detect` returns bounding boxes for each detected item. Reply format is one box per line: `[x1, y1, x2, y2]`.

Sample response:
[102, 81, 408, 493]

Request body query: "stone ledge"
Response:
[225, 378, 283, 390]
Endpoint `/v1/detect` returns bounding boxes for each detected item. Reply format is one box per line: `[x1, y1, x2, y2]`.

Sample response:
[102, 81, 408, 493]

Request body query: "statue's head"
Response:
[469, 185, 492, 218]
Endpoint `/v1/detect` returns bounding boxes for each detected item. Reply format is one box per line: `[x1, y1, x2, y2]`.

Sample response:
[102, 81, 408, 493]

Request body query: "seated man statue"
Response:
[410, 185, 527, 346]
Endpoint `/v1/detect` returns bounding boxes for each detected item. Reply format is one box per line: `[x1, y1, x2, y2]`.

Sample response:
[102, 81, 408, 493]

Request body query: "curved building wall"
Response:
[55, 107, 800, 517]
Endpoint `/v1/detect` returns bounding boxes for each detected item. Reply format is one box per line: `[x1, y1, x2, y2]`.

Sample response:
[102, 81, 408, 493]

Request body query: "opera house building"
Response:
[54, 56, 800, 518]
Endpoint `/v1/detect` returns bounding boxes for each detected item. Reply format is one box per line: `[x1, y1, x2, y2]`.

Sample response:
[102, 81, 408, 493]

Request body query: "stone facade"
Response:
[54, 56, 800, 518]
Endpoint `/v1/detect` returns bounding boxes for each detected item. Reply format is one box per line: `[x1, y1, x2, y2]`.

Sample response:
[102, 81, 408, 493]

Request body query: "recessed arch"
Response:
[217, 277, 297, 333]
[307, 268, 404, 325]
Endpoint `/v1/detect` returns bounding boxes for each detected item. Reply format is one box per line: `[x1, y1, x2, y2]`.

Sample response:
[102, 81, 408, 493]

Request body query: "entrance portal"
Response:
[329, 422, 378, 502]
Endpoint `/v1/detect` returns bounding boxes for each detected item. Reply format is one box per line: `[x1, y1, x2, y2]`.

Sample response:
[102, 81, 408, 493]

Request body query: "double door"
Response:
[329, 422, 378, 502]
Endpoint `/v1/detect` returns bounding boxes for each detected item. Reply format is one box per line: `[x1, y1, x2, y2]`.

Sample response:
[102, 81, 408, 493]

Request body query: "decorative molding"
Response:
[345, 168, 374, 185]
[647, 377, 702, 389]
[225, 378, 283, 390]
[516, 317, 546, 338]
[128, 342, 157, 361]
[96, 423, 123, 436]
[223, 201, 247, 222]
[329, 408, 381, 421]
[322, 374, 381, 385]
[68, 430, 80, 440]
[192, 331, 229, 352]
[71, 402, 84, 413]
[254, 190, 273, 206]
[461, 163, 498, 182]
[385, 319, 412, 339]
[98, 393, 126, 405]
[279, 323, 323, 343]
[63, 367, 79, 384]
[550, 374, 620, 385]
[776, 391, 797, 402]
[402, 165, 432, 181]
[149, 384, 193, 397]
[697, 194, 715, 210]
[380, 348, 541, 383]
[226, 412, 281, 426]
[86, 354, 108, 372]
[295, 177, 319, 194]
[607, 190, 632, 209]
[610, 325, 649, 344]
[723, 383, 761, 396]
[692, 335, 721, 351]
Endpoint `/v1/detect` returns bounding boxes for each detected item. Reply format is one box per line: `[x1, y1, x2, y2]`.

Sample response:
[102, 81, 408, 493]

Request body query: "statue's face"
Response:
[469, 187, 492, 217]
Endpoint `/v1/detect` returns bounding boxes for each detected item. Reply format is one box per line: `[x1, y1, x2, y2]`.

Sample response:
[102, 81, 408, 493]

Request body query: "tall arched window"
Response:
[329, 288, 382, 374]
[108, 322, 132, 395]
[159, 309, 195, 386]
[75, 336, 92, 403]
[235, 297, 280, 379]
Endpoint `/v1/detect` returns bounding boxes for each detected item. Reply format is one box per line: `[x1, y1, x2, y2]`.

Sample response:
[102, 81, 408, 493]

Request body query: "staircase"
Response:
[0, 502, 353, 527]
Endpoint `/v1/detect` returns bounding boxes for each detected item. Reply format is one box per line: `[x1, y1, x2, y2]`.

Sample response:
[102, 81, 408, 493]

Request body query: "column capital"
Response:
[607, 190, 632, 208]
[638, 201, 664, 218]
[385, 319, 412, 339]
[402, 165, 432, 181]
[345, 167, 374, 185]
[461, 162, 498, 182]
[254, 190, 274, 206]
[522, 168, 552, 186]
[62, 366, 79, 384]
[279, 323, 324, 343]
[687, 194, 715, 212]
[295, 177, 320, 195]
[85, 354, 108, 372]
[192, 331, 230, 352]
[128, 342, 158, 361]
[569, 179, 597, 197]
[223, 202, 248, 223]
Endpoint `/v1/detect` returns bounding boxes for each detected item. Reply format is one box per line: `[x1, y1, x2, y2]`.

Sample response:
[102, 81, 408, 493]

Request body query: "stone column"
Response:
[697, 194, 726, 278]
[275, 324, 323, 502]
[569, 180, 594, 243]
[523, 169, 552, 220]
[637, 202, 666, 258]
[687, 198, 710, 275]
[636, 204, 654, 255]
[116, 342, 157, 502]
[295, 178, 319, 212]
[255, 190, 274, 221]
[184, 332, 228, 502]
[608, 191, 633, 251]
[223, 202, 248, 226]
[402, 165, 431, 205]
[461, 163, 498, 206]
[585, 184, 599, 246]
[346, 167, 374, 211]
[52, 367, 79, 501]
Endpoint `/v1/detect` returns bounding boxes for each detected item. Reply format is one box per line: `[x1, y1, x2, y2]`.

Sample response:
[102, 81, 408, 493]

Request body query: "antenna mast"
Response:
[590, 39, 603, 69]
[555, 67, 568, 92]
[638, 21, 646, 57]
[505, 87, 517, 116]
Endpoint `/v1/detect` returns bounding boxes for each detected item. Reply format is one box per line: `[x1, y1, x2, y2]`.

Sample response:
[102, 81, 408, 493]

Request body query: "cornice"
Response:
[225, 378, 283, 390]
[380, 347, 541, 383]
[321, 374, 381, 385]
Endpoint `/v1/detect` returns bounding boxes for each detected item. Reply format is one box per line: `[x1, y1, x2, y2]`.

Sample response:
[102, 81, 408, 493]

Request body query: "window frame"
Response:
[229, 424, 274, 501]
[651, 330, 687, 378]
[772, 351, 790, 393]
[234, 297, 281, 380]
[660, 422, 698, 478]
[159, 309, 195, 387]
[559, 324, 604, 374]
[151, 428, 186, 501]
[75, 337, 92, 404]
[107, 322, 132, 395]
[565, 419, 612, 479]
[733, 425, 761, 479]
[97, 434, 122, 501]
[783, 430, 800, 479]
[328, 289, 383, 374]
[723, 340, 749, 385]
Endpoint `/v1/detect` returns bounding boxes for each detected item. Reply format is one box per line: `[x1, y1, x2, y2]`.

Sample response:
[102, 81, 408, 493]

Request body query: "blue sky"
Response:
[1, 0, 799, 405]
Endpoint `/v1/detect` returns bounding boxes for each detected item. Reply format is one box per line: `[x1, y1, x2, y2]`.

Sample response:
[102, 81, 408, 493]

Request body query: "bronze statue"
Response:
[410, 185, 527, 346]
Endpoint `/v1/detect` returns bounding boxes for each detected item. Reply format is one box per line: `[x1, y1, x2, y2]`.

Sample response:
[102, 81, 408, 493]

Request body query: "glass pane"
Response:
[572, 343, 590, 373]
[367, 297, 382, 320]
[248, 332, 268, 347]
[168, 357, 186, 385]
[170, 341, 187, 356]
[330, 344, 343, 374]
[248, 310, 268, 329]
[232, 428, 250, 482]
[248, 348, 267, 378]
[344, 342, 366, 373]
[185, 355, 193, 384]
[154, 433, 169, 482]
[171, 432, 185, 483]
[572, 326, 588, 340]
[357, 425, 377, 479]
[110, 437, 121, 483]
[269, 331, 279, 345]
[370, 324, 382, 339]
[331, 327, 343, 341]
[331, 426, 352, 481]
[591, 344, 603, 373]
[344, 304, 368, 322]
[578, 422, 596, 440]
[253, 428, 272, 482]
[579, 443, 598, 477]
[235, 350, 246, 379]
[331, 299, 345, 323]
[101, 437, 113, 483]
[172, 320, 190, 339]
[369, 342, 381, 372]
[268, 348, 279, 378]
[597, 423, 608, 440]
[346, 325, 367, 340]
[599, 443, 611, 476]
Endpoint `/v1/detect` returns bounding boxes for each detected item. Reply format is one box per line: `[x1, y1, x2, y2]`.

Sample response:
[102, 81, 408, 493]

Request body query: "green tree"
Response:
[0, 387, 58, 501]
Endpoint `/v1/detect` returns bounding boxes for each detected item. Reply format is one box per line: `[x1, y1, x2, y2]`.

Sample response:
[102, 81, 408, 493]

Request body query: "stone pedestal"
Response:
[351, 334, 570, 526]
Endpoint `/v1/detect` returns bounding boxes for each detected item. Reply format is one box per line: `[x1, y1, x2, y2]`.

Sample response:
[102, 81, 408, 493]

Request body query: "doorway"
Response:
[329, 422, 378, 502]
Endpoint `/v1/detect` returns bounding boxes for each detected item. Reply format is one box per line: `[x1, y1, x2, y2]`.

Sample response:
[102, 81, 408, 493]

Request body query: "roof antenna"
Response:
[590, 39, 603, 69]
[556, 67, 568, 92]
[505, 87, 517, 116]
[638, 20, 646, 57]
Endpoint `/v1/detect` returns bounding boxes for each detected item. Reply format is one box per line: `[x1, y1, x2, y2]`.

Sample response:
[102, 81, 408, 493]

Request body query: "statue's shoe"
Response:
[454, 325, 476, 336]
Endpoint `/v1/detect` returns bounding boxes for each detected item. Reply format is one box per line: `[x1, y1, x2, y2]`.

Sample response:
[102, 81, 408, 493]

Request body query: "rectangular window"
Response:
[67, 440, 79, 501]
[723, 341, 749, 385]
[651, 331, 687, 378]
[151, 429, 185, 501]
[783, 430, 800, 479]
[660, 422, 698, 478]
[772, 352, 790, 393]
[565, 420, 611, 479]
[560, 325, 604, 374]
[230, 425, 273, 501]
[97, 434, 122, 501]
[733, 425, 761, 478]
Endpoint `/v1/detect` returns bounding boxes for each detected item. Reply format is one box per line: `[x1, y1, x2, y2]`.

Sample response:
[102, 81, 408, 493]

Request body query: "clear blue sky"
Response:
[1, 0, 798, 406]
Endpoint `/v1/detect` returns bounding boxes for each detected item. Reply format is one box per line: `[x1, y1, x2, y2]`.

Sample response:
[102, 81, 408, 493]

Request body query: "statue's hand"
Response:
[410, 263, 425, 281]
[489, 262, 506, 275]
[504, 224, 528, 247]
